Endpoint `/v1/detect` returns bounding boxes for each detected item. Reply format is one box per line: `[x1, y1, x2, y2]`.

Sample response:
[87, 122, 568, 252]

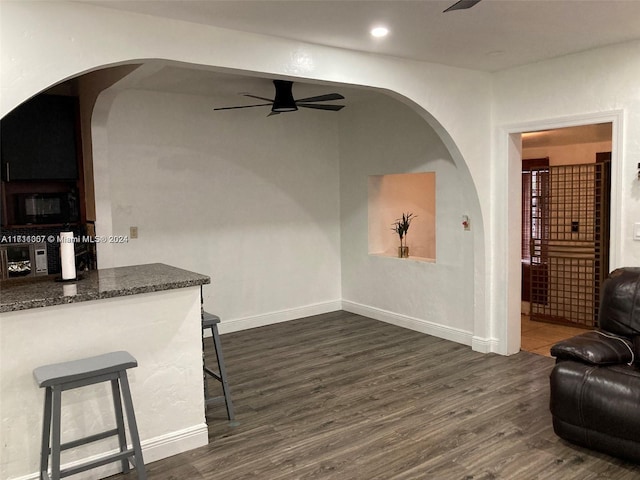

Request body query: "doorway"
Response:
[519, 123, 612, 356]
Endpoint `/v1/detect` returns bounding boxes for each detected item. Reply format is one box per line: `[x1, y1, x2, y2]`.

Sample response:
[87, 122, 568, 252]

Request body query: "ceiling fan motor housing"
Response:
[272, 80, 298, 112]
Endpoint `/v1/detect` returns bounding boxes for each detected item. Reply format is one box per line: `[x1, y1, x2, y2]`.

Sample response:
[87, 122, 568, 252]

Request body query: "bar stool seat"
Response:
[202, 312, 236, 424]
[33, 351, 146, 480]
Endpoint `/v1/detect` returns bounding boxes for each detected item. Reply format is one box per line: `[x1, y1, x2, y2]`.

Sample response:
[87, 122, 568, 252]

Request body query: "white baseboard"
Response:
[471, 335, 499, 353]
[342, 300, 473, 347]
[141, 423, 208, 463]
[12, 423, 208, 480]
[215, 300, 491, 353]
[219, 300, 493, 354]
[216, 300, 343, 334]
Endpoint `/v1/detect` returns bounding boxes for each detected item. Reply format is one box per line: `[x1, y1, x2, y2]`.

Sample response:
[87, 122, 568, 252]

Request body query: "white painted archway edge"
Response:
[1, 2, 498, 352]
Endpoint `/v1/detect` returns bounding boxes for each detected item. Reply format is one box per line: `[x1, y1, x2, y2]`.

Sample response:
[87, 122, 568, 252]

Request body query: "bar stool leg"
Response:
[51, 387, 62, 480]
[201, 332, 210, 401]
[210, 323, 235, 422]
[111, 379, 130, 474]
[118, 372, 147, 480]
[40, 387, 52, 480]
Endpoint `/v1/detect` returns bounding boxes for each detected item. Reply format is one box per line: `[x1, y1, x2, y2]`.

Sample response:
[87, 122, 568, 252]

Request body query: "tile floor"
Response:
[520, 314, 588, 357]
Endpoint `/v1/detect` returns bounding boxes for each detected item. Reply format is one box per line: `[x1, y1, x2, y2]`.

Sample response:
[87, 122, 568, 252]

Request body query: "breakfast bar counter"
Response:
[0, 263, 211, 480]
[0, 263, 210, 312]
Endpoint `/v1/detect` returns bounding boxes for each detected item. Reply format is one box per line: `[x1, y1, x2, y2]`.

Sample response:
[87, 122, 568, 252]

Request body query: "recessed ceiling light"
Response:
[370, 26, 389, 38]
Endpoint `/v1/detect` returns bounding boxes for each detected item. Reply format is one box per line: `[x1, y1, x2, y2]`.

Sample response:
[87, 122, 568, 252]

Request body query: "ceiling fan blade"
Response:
[443, 0, 481, 13]
[243, 94, 275, 102]
[216, 81, 347, 115]
[298, 103, 345, 111]
[214, 103, 273, 111]
[296, 93, 345, 103]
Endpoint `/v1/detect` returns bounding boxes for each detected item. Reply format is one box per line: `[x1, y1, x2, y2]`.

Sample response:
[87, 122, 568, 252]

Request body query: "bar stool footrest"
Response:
[205, 395, 225, 406]
[56, 428, 120, 452]
[204, 366, 222, 382]
[59, 449, 136, 478]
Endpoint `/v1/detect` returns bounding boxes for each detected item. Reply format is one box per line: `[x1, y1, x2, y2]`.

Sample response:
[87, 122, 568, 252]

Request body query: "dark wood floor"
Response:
[110, 311, 640, 479]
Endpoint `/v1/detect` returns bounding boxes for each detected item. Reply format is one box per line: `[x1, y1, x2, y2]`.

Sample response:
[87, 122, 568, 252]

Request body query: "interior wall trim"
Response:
[216, 299, 483, 352]
[341, 300, 473, 347]
[471, 335, 499, 354]
[140, 422, 209, 465]
[216, 300, 343, 335]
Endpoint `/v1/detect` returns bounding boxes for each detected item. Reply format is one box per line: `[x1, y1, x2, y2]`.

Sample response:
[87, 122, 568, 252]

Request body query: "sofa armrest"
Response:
[550, 331, 634, 365]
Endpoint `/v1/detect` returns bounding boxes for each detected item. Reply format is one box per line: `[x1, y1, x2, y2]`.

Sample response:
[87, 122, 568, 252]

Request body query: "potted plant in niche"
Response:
[391, 212, 417, 258]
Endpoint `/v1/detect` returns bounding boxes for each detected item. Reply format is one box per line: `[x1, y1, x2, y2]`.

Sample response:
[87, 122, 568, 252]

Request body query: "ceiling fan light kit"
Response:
[215, 79, 345, 116]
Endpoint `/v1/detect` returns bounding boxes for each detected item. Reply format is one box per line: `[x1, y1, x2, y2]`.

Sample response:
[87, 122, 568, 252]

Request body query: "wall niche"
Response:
[368, 173, 435, 261]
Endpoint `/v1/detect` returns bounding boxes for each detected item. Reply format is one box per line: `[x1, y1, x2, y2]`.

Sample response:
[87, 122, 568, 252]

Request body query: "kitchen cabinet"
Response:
[1, 95, 79, 181]
[1, 93, 85, 228]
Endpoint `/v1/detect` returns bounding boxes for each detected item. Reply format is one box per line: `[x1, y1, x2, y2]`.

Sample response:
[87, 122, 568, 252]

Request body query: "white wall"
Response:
[77, 65, 140, 221]
[101, 88, 342, 330]
[340, 96, 476, 345]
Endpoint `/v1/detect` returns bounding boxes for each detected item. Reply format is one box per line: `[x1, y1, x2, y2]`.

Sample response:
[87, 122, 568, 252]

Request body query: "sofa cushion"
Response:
[550, 360, 640, 462]
[550, 331, 634, 365]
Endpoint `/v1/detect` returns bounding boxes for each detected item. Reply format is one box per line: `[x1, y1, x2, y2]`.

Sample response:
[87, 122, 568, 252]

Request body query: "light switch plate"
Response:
[634, 223, 640, 241]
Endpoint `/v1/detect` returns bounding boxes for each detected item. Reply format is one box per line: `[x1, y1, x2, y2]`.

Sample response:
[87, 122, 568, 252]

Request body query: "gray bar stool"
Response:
[202, 311, 236, 423]
[33, 351, 146, 480]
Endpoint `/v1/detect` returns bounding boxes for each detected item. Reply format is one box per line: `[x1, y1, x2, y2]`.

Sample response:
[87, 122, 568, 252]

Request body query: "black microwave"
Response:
[15, 192, 79, 225]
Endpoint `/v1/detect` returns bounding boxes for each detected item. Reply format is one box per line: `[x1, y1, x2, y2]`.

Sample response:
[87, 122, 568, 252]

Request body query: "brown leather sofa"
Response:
[549, 267, 640, 463]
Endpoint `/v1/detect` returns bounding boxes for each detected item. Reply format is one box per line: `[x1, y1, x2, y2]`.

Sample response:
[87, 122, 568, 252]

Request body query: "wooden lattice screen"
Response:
[527, 160, 610, 328]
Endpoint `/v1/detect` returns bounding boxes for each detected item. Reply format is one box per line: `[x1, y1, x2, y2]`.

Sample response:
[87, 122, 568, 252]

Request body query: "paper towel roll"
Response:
[60, 231, 76, 280]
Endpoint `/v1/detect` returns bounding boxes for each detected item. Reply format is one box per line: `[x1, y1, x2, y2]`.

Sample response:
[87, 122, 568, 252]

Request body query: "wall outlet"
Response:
[130, 226, 138, 239]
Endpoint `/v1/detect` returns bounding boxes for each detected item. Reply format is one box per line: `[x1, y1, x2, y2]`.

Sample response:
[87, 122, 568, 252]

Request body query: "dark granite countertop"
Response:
[0, 263, 210, 313]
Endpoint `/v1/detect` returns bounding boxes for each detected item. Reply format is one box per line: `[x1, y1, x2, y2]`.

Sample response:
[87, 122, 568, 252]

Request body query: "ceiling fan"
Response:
[214, 80, 345, 116]
[444, 0, 482, 13]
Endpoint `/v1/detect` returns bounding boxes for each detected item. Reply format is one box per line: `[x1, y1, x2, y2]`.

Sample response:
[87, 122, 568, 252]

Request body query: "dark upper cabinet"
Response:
[1, 95, 79, 181]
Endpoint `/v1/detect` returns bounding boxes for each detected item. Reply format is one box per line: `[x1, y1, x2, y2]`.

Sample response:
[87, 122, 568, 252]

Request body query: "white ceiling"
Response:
[84, 0, 640, 72]
[76, 0, 627, 147]
[117, 64, 613, 147]
[119, 64, 372, 105]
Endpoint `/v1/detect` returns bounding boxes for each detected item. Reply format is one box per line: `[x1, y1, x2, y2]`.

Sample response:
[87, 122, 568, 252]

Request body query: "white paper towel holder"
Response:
[57, 228, 78, 282]
[55, 274, 82, 283]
